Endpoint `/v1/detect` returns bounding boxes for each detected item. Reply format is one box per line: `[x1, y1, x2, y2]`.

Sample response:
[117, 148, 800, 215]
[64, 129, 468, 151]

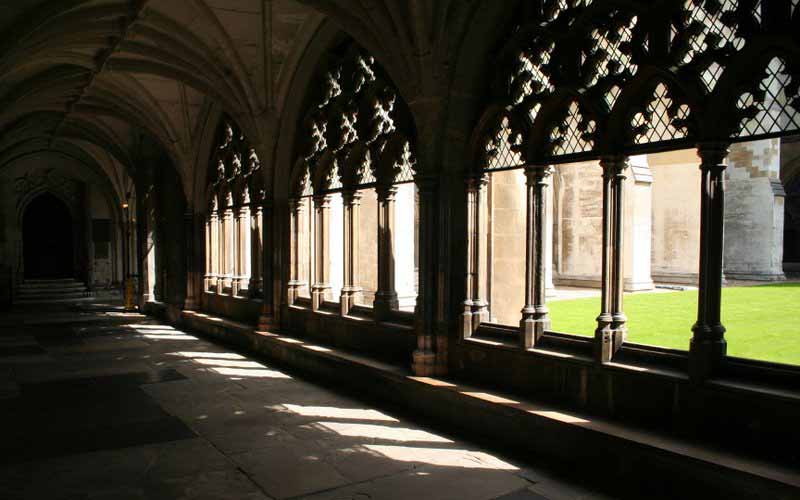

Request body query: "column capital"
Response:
[524, 164, 553, 183]
[599, 155, 628, 178]
[312, 193, 332, 207]
[375, 182, 399, 201]
[288, 197, 302, 211]
[342, 188, 363, 205]
[465, 172, 489, 190]
[696, 142, 730, 170]
[414, 173, 439, 193]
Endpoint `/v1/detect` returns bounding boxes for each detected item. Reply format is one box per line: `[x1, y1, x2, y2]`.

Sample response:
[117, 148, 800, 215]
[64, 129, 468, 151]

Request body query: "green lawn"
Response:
[547, 282, 800, 366]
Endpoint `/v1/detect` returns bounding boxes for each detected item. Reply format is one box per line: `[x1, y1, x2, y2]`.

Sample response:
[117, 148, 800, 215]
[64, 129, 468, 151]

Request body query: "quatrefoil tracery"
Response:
[295, 45, 416, 197]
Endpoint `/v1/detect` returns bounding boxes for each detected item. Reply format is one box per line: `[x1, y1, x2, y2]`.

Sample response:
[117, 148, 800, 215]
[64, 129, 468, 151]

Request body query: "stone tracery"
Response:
[203, 119, 263, 299]
[287, 40, 418, 319]
[468, 0, 800, 366]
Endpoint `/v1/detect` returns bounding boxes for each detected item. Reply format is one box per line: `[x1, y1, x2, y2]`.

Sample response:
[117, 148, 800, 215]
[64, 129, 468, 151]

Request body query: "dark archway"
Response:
[785, 176, 800, 272]
[23, 193, 75, 279]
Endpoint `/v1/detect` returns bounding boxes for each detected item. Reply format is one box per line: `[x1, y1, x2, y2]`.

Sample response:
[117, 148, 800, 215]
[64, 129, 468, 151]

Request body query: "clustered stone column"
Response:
[463, 174, 489, 337]
[412, 174, 440, 375]
[340, 189, 363, 316]
[249, 197, 263, 297]
[221, 193, 234, 292]
[287, 198, 305, 304]
[232, 201, 250, 296]
[257, 197, 276, 330]
[204, 207, 218, 292]
[521, 165, 552, 348]
[690, 143, 729, 380]
[374, 183, 399, 318]
[594, 155, 628, 362]
[184, 209, 199, 310]
[311, 194, 332, 309]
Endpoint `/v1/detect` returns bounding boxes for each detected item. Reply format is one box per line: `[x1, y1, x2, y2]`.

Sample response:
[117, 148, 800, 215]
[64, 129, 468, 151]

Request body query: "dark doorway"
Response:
[785, 176, 800, 271]
[23, 193, 74, 279]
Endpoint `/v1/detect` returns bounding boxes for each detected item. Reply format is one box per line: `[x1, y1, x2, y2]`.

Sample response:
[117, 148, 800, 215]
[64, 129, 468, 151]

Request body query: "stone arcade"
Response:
[1, 1, 800, 498]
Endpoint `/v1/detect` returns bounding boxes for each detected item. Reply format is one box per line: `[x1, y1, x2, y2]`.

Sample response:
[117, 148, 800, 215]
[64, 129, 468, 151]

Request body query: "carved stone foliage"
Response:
[14, 168, 81, 210]
[292, 42, 415, 198]
[478, 0, 800, 171]
[208, 118, 263, 210]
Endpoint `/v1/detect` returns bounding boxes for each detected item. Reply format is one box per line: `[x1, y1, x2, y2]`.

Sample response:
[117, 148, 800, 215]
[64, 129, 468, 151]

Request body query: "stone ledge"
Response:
[178, 310, 800, 499]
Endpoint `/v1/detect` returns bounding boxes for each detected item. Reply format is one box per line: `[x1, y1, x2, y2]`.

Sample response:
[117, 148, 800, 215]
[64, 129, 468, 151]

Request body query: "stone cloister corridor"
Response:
[2, 0, 800, 498]
[2, 303, 593, 500]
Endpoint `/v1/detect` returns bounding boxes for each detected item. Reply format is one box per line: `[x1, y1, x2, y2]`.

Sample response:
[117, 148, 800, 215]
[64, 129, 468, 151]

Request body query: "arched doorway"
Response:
[23, 193, 75, 279]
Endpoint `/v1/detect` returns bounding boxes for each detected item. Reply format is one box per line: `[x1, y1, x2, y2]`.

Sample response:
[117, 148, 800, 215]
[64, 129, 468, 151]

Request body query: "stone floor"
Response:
[0, 302, 613, 500]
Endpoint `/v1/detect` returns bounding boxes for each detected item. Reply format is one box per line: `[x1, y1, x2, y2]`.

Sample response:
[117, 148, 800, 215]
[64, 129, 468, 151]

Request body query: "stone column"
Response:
[286, 198, 304, 304]
[521, 166, 552, 348]
[544, 179, 556, 296]
[204, 213, 214, 292]
[623, 155, 655, 291]
[221, 197, 234, 293]
[595, 155, 627, 362]
[462, 174, 489, 336]
[210, 209, 220, 293]
[412, 174, 440, 375]
[723, 139, 786, 281]
[474, 176, 490, 325]
[250, 201, 263, 297]
[234, 203, 251, 296]
[340, 190, 362, 316]
[462, 176, 478, 336]
[142, 195, 157, 304]
[183, 209, 199, 310]
[690, 143, 729, 380]
[258, 198, 276, 330]
[374, 184, 399, 318]
[311, 194, 332, 310]
[610, 157, 628, 343]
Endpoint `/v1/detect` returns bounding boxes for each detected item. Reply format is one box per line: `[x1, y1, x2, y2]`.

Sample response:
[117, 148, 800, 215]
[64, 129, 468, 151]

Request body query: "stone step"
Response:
[18, 283, 86, 293]
[17, 290, 87, 299]
[21, 278, 80, 284]
[14, 296, 94, 305]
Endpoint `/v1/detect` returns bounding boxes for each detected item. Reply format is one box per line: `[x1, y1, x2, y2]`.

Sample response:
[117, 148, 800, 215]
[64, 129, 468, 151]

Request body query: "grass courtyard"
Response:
[547, 282, 800, 366]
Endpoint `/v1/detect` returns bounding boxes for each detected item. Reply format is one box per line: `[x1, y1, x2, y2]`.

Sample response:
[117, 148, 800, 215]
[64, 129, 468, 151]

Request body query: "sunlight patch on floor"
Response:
[317, 422, 453, 443]
[283, 404, 399, 422]
[364, 445, 518, 470]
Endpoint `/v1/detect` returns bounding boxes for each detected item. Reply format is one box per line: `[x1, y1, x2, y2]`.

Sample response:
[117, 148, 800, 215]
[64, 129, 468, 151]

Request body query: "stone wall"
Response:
[356, 188, 379, 305]
[650, 150, 701, 284]
[553, 161, 603, 286]
[488, 168, 526, 325]
[724, 139, 785, 281]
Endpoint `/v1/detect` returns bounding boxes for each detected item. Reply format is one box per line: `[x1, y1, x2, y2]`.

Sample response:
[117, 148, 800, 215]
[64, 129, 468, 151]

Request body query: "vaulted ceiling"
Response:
[0, 0, 509, 208]
[0, 0, 322, 203]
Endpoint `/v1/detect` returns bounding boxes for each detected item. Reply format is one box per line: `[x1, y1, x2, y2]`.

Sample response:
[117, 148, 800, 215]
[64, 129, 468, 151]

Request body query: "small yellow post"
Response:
[124, 278, 136, 312]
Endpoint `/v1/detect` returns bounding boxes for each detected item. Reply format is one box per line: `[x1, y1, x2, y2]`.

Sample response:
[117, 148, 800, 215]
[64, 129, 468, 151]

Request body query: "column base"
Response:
[257, 313, 277, 332]
[340, 287, 363, 316]
[373, 292, 399, 318]
[471, 301, 489, 328]
[411, 349, 444, 376]
[594, 314, 617, 363]
[689, 336, 727, 381]
[311, 285, 331, 310]
[248, 280, 262, 298]
[520, 316, 550, 349]
[183, 298, 198, 311]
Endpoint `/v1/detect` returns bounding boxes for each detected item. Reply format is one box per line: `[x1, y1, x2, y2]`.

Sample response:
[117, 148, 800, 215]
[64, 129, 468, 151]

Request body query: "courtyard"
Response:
[548, 282, 800, 365]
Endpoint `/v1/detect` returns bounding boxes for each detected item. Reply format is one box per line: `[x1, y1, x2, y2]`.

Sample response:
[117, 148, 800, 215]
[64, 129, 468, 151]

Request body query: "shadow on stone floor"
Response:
[0, 310, 612, 500]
